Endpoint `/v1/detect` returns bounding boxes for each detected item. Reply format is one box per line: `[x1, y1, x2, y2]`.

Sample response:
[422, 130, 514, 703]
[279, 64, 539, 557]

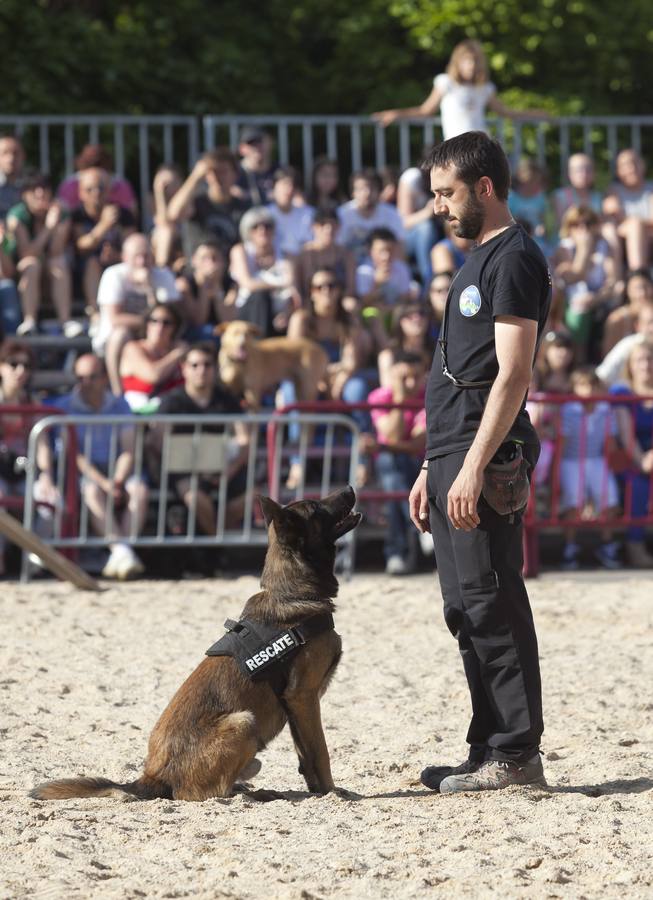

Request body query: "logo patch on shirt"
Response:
[459, 285, 482, 317]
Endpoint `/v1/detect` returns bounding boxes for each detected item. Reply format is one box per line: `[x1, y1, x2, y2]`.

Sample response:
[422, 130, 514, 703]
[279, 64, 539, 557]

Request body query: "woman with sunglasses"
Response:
[0, 339, 58, 575]
[378, 301, 435, 389]
[118, 302, 187, 412]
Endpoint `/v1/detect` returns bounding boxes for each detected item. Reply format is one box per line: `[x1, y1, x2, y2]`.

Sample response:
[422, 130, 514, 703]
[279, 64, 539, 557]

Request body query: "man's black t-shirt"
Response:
[425, 223, 551, 458]
[157, 384, 242, 432]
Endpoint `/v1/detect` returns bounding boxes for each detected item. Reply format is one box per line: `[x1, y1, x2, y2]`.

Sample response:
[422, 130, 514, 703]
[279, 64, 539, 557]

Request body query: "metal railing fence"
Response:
[4, 114, 653, 222]
[21, 411, 361, 580]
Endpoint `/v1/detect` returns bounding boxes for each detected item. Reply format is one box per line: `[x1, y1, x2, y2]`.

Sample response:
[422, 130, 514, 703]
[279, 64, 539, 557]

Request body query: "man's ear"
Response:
[477, 175, 493, 198]
[258, 495, 282, 527]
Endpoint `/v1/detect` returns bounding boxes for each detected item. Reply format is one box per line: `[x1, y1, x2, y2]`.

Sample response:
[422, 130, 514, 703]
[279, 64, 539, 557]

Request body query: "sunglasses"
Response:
[148, 317, 175, 327]
[251, 222, 273, 231]
[5, 359, 32, 370]
[312, 282, 338, 291]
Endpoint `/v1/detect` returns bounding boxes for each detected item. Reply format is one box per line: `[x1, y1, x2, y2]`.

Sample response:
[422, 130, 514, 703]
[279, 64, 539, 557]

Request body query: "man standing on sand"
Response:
[409, 132, 551, 793]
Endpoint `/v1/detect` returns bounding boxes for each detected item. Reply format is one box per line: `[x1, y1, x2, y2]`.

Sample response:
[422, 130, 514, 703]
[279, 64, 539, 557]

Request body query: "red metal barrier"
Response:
[0, 404, 80, 545]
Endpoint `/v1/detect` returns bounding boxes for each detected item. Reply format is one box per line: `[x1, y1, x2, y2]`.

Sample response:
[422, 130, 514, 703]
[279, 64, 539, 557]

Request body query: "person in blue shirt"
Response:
[57, 353, 148, 579]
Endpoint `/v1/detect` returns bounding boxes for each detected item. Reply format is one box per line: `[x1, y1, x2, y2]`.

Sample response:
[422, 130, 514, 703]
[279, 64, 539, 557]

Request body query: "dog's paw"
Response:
[247, 788, 286, 803]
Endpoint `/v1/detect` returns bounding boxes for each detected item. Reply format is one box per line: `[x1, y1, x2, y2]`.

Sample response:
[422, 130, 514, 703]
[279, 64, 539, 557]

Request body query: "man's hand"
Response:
[44, 204, 62, 231]
[447, 462, 483, 531]
[409, 467, 430, 533]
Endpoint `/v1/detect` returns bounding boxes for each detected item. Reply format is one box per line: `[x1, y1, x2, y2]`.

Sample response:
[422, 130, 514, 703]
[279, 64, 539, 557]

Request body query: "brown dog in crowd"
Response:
[217, 320, 329, 410]
[31, 486, 361, 802]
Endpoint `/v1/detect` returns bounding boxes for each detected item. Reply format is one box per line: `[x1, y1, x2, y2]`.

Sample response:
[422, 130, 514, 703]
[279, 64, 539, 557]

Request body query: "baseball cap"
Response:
[240, 127, 266, 145]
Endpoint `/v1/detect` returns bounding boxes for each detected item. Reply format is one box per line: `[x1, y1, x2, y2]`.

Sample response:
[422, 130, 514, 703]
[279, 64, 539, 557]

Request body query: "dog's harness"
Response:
[206, 612, 334, 697]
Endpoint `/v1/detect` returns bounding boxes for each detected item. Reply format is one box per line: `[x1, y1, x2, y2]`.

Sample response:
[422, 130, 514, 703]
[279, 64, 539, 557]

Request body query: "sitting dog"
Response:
[31, 486, 361, 802]
[217, 320, 328, 410]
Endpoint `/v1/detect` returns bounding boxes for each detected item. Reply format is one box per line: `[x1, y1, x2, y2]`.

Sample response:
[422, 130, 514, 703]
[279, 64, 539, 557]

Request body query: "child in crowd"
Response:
[509, 158, 550, 251]
[175, 239, 237, 340]
[267, 166, 314, 257]
[366, 351, 427, 575]
[373, 39, 546, 140]
[293, 208, 356, 301]
[377, 301, 434, 388]
[307, 157, 345, 211]
[337, 169, 405, 263]
[536, 330, 575, 393]
[553, 153, 604, 226]
[553, 205, 616, 361]
[602, 269, 653, 356]
[559, 367, 621, 570]
[431, 223, 471, 275]
[426, 270, 452, 341]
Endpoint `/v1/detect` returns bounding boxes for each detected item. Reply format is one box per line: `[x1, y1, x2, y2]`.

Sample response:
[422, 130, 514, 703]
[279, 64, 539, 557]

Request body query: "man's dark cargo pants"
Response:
[426, 448, 544, 763]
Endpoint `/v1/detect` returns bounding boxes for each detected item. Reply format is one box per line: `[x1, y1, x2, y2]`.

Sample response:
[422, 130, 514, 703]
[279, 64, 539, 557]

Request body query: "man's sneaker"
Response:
[115, 545, 145, 581]
[594, 540, 621, 570]
[561, 541, 580, 571]
[385, 554, 408, 575]
[439, 756, 547, 794]
[420, 758, 483, 792]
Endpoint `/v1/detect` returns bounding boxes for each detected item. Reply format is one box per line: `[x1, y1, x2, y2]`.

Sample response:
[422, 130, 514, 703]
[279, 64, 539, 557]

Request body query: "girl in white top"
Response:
[374, 39, 544, 140]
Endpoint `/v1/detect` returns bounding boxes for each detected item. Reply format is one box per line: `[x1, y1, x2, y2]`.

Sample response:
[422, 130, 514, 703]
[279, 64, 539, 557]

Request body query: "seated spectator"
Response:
[176, 239, 237, 339]
[229, 207, 298, 336]
[57, 353, 147, 579]
[602, 269, 653, 356]
[0, 135, 25, 222]
[508, 158, 550, 251]
[553, 205, 616, 361]
[337, 169, 405, 263]
[610, 340, 653, 567]
[150, 163, 184, 267]
[5, 172, 76, 337]
[426, 270, 452, 340]
[307, 157, 345, 211]
[378, 301, 434, 388]
[57, 143, 137, 215]
[235, 127, 276, 206]
[357, 227, 418, 309]
[293, 208, 356, 301]
[553, 153, 604, 226]
[155, 342, 249, 533]
[366, 352, 427, 575]
[166, 148, 250, 261]
[431, 223, 472, 275]
[379, 165, 399, 205]
[536, 330, 574, 393]
[93, 233, 181, 396]
[597, 300, 653, 386]
[603, 149, 653, 273]
[559, 367, 621, 570]
[119, 302, 187, 412]
[0, 340, 59, 575]
[267, 167, 314, 257]
[287, 268, 370, 405]
[0, 218, 20, 335]
[397, 161, 442, 287]
[70, 166, 137, 317]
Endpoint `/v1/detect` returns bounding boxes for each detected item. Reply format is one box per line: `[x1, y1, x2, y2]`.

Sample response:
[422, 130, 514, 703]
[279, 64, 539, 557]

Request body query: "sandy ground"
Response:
[1, 568, 652, 900]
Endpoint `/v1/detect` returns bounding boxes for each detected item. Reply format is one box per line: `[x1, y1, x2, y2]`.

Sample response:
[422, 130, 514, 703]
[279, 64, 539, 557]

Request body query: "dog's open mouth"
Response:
[333, 511, 362, 539]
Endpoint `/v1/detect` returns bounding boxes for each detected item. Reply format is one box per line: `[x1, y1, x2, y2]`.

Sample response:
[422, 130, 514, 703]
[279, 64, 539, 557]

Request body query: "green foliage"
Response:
[0, 0, 651, 115]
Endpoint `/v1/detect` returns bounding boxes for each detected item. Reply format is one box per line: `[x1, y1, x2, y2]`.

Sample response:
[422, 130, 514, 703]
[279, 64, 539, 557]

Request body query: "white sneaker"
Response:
[385, 554, 408, 575]
[101, 546, 124, 579]
[16, 318, 37, 337]
[63, 319, 84, 338]
[114, 545, 145, 580]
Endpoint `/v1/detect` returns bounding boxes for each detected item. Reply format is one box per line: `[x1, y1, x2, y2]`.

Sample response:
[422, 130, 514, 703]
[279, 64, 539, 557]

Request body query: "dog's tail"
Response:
[30, 774, 170, 801]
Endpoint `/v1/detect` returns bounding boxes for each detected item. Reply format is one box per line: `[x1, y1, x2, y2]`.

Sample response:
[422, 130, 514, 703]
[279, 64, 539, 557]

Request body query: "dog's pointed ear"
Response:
[258, 495, 282, 527]
[247, 323, 263, 338]
[215, 322, 232, 335]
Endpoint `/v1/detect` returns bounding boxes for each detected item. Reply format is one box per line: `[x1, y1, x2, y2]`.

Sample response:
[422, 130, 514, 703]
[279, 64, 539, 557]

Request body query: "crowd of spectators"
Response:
[1, 126, 653, 579]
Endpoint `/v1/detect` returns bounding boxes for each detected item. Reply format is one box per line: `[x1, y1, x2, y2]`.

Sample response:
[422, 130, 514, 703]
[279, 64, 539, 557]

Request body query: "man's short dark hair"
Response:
[203, 147, 239, 174]
[22, 170, 52, 194]
[273, 165, 299, 187]
[421, 131, 511, 202]
[183, 341, 217, 364]
[313, 207, 339, 226]
[367, 227, 397, 247]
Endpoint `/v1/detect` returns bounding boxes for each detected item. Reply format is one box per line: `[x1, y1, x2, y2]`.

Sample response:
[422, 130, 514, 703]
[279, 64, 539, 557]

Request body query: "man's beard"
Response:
[449, 189, 484, 240]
